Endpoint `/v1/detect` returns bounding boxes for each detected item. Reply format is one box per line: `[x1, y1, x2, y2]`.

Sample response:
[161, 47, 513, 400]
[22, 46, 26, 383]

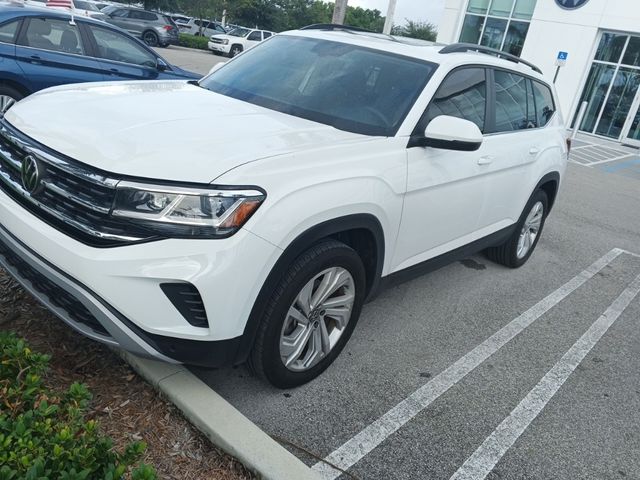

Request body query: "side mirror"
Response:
[156, 58, 169, 72]
[207, 61, 226, 76]
[415, 115, 483, 151]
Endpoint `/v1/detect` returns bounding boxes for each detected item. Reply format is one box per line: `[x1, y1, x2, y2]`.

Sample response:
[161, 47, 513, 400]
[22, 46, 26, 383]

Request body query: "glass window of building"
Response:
[458, 0, 536, 57]
[575, 33, 640, 144]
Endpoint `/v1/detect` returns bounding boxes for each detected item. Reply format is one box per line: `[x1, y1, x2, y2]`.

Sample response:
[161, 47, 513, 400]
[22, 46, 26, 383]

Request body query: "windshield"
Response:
[228, 27, 250, 37]
[200, 35, 437, 136]
[74, 0, 100, 11]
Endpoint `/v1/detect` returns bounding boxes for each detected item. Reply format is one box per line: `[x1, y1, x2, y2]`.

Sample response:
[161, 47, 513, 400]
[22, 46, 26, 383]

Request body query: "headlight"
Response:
[112, 181, 265, 238]
[222, 39, 229, 45]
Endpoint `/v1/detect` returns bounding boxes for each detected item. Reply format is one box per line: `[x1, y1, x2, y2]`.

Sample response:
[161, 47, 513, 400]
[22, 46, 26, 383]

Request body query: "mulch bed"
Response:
[0, 271, 254, 480]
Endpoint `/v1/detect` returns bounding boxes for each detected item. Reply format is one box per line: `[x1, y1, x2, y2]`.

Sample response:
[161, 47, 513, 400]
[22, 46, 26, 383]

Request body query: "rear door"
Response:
[0, 19, 21, 79]
[479, 69, 551, 231]
[83, 23, 160, 81]
[14, 16, 104, 92]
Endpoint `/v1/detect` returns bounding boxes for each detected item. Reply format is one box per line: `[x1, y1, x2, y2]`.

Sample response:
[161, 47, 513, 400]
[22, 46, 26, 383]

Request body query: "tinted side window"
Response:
[263, 31, 272, 39]
[493, 70, 536, 132]
[110, 9, 129, 18]
[0, 20, 19, 44]
[130, 11, 157, 21]
[422, 68, 487, 132]
[532, 81, 555, 127]
[247, 31, 261, 41]
[23, 18, 85, 55]
[89, 26, 157, 67]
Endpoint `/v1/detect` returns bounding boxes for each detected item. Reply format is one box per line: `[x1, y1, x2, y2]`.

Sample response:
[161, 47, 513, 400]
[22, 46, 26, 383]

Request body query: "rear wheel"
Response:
[0, 85, 24, 113]
[485, 189, 548, 268]
[249, 240, 366, 388]
[142, 31, 159, 47]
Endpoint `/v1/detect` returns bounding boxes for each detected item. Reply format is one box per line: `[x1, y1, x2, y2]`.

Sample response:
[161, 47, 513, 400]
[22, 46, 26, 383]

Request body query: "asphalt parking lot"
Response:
[154, 45, 226, 76]
[187, 158, 640, 480]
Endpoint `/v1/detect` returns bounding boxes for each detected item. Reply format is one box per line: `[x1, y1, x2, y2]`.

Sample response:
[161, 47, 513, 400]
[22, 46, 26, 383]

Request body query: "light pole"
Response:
[383, 0, 398, 34]
[332, 0, 348, 24]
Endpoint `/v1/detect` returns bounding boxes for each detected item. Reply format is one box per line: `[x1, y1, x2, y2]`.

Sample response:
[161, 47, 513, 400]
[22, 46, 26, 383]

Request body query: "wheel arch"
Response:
[234, 213, 385, 364]
[535, 171, 560, 212]
[0, 77, 31, 98]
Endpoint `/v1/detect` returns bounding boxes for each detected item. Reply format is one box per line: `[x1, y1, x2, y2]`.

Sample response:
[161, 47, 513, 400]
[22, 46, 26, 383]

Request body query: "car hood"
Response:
[5, 81, 366, 183]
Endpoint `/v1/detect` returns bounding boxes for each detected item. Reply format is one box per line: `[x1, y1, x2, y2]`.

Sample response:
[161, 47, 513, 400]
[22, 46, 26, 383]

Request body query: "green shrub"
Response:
[0, 332, 156, 480]
[178, 33, 210, 51]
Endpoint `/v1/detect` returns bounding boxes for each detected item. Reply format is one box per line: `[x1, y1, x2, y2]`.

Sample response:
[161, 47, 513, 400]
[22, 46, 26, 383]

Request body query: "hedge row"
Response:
[178, 33, 210, 51]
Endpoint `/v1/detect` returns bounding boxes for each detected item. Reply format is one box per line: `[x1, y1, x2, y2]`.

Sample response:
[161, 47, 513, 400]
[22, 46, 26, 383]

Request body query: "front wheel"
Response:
[249, 240, 366, 388]
[229, 45, 242, 57]
[485, 189, 549, 268]
[0, 85, 24, 113]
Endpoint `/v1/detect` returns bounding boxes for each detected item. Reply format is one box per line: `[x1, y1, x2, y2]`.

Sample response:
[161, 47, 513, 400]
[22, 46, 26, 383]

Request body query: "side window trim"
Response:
[83, 23, 159, 69]
[486, 66, 557, 136]
[411, 64, 490, 137]
[0, 18, 23, 45]
[15, 16, 87, 58]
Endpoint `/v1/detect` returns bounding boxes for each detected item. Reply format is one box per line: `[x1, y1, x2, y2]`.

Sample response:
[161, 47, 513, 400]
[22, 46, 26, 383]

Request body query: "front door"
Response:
[392, 67, 492, 273]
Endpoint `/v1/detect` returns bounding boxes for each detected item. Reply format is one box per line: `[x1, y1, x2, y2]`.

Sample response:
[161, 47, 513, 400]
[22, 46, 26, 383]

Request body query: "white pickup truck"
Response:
[208, 26, 274, 57]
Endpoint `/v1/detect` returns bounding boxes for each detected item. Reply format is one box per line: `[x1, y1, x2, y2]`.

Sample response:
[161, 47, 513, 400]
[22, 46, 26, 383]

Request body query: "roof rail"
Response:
[300, 24, 373, 33]
[439, 43, 543, 74]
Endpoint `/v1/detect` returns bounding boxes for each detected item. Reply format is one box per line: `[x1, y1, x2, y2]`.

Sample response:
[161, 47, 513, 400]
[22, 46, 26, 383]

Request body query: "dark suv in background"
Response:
[103, 5, 178, 47]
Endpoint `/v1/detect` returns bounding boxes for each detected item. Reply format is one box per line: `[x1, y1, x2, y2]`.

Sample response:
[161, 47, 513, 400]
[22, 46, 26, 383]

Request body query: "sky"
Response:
[345, 0, 445, 25]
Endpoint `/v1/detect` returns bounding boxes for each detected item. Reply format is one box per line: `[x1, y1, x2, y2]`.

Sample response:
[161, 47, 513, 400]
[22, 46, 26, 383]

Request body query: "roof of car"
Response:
[286, 28, 548, 82]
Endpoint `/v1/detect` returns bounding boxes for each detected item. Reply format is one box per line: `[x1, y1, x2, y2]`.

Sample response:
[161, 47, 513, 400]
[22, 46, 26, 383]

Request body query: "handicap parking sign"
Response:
[556, 51, 568, 67]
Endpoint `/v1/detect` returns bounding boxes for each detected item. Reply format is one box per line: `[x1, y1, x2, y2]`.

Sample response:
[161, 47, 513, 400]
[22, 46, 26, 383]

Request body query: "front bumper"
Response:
[0, 223, 248, 366]
[208, 41, 229, 54]
[0, 188, 280, 366]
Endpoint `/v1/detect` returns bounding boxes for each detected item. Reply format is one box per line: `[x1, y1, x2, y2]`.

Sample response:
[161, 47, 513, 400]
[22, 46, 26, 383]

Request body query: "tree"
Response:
[391, 20, 438, 41]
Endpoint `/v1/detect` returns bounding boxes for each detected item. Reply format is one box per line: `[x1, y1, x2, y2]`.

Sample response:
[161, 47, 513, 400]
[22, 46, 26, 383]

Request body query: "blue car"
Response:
[0, 2, 200, 111]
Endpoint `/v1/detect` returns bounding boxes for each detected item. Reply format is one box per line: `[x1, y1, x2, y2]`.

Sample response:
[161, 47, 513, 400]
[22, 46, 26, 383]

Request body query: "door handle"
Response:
[29, 55, 42, 64]
[529, 147, 540, 155]
[478, 155, 494, 165]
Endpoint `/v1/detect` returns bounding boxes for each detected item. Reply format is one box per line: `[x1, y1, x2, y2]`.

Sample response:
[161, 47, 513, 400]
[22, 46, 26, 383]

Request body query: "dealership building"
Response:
[437, 0, 640, 147]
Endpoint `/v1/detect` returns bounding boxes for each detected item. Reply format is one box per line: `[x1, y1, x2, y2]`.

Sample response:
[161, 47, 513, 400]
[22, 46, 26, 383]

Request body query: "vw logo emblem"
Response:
[21, 155, 42, 194]
[555, 0, 590, 9]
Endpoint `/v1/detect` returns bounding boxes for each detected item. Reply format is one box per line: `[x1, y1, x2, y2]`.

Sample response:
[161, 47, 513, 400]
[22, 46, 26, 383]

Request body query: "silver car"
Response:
[102, 6, 179, 47]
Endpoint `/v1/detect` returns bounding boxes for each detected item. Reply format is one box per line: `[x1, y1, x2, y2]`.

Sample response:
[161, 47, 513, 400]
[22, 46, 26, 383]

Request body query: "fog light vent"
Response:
[160, 283, 209, 328]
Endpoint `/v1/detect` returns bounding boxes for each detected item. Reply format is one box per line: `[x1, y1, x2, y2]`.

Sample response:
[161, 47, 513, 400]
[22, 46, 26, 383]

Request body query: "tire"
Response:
[142, 31, 159, 47]
[248, 240, 366, 388]
[229, 44, 242, 57]
[485, 189, 549, 268]
[0, 84, 24, 113]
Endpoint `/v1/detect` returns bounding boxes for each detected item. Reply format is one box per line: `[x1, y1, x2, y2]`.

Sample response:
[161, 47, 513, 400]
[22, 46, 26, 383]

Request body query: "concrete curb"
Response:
[121, 352, 320, 480]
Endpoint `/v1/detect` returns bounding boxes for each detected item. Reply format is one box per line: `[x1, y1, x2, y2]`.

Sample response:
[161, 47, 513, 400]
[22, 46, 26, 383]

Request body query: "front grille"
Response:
[0, 119, 154, 247]
[0, 237, 110, 337]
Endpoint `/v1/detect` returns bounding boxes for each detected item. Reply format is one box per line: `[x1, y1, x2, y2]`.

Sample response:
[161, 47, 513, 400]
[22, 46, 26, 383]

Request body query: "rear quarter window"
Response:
[0, 20, 19, 44]
[532, 80, 556, 127]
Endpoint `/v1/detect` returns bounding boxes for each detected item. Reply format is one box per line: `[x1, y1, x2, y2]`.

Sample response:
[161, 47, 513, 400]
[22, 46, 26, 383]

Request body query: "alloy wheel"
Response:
[0, 95, 16, 113]
[143, 32, 159, 47]
[517, 201, 544, 259]
[279, 267, 355, 372]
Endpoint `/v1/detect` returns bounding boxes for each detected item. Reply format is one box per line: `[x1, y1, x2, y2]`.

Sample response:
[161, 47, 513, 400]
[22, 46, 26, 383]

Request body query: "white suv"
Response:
[207, 26, 273, 57]
[0, 26, 568, 388]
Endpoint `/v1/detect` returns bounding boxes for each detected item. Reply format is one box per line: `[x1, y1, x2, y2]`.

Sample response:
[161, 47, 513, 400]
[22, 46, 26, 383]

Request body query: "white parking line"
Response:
[312, 248, 624, 479]
[450, 272, 640, 480]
